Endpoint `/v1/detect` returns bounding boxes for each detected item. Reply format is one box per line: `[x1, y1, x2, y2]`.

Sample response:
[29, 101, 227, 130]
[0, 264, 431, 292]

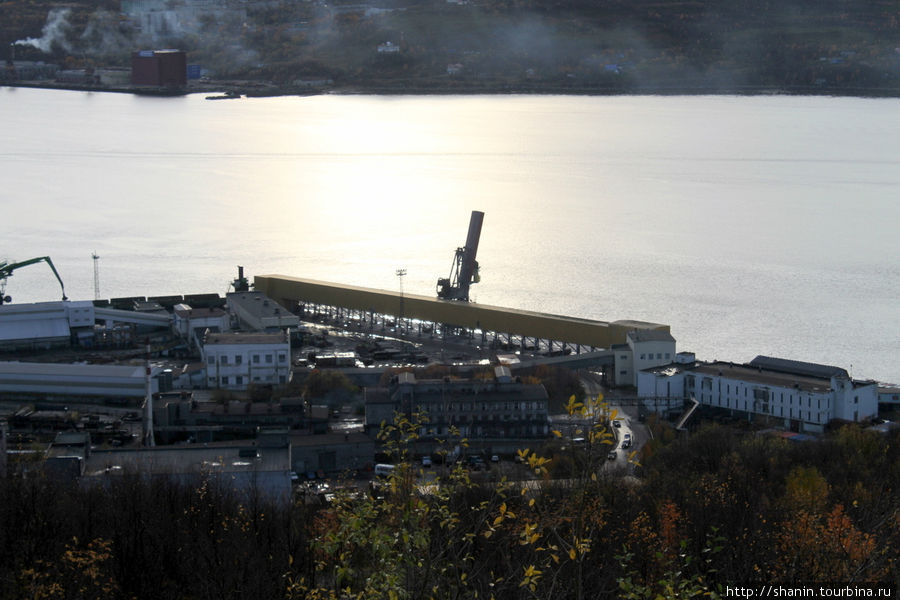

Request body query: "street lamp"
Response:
[396, 268, 406, 333]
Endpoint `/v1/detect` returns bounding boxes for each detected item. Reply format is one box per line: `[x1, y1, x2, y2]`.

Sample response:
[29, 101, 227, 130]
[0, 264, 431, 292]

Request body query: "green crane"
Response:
[0, 256, 68, 305]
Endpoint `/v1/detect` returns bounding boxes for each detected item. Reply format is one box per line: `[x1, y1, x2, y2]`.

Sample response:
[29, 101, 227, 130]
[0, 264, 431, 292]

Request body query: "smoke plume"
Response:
[15, 8, 74, 53]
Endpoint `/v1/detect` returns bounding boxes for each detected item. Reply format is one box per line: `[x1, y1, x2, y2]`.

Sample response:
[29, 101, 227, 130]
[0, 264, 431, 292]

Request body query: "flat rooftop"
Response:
[691, 361, 834, 393]
[204, 331, 289, 345]
[84, 443, 289, 477]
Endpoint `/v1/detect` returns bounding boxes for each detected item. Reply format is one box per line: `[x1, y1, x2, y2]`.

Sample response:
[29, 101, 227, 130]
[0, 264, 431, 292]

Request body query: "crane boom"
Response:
[436, 211, 484, 302]
[0, 256, 68, 304]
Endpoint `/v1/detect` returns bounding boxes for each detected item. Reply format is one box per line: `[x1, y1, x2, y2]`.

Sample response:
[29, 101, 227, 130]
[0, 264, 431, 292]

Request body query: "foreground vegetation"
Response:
[1, 397, 897, 599]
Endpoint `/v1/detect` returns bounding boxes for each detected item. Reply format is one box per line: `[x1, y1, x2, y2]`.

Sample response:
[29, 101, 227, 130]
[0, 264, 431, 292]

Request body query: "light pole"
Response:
[396, 268, 406, 334]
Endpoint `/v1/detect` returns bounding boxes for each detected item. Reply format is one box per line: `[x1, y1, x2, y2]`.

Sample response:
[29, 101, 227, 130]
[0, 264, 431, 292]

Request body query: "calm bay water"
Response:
[2, 87, 898, 383]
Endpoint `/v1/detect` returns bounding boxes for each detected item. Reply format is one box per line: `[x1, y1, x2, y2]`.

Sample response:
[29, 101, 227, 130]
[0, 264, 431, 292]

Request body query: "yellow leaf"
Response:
[552, 430, 562, 438]
[569, 548, 577, 560]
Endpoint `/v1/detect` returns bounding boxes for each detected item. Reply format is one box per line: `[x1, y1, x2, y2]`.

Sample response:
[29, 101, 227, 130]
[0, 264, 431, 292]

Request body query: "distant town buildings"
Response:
[377, 41, 400, 54]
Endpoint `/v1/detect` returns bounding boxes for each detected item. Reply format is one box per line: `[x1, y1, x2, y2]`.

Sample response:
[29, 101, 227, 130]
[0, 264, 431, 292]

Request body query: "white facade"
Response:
[636, 366, 686, 415]
[202, 330, 291, 390]
[614, 329, 677, 387]
[637, 358, 879, 433]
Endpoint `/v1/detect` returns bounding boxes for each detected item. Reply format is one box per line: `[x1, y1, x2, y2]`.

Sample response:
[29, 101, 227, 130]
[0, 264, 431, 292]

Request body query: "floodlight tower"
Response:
[396, 268, 406, 330]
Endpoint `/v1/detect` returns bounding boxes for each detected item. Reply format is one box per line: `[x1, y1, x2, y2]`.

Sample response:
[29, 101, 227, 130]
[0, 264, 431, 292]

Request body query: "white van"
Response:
[374, 463, 395, 478]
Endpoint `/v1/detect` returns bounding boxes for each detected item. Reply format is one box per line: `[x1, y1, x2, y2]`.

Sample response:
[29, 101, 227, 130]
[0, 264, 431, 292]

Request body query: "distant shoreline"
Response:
[4, 79, 900, 99]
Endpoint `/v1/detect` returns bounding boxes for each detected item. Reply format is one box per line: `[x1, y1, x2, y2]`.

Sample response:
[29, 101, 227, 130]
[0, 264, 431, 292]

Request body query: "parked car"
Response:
[612, 420, 621, 428]
[467, 456, 487, 470]
[490, 454, 500, 463]
[374, 463, 395, 478]
[421, 456, 432, 467]
[607, 450, 617, 460]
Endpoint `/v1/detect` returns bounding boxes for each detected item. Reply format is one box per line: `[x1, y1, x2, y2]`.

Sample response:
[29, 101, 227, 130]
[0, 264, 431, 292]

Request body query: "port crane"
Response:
[0, 256, 68, 305]
[436, 210, 484, 302]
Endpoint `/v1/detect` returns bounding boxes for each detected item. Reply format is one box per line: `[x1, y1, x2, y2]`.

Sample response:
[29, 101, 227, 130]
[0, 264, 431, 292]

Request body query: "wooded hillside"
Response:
[2, 0, 899, 94]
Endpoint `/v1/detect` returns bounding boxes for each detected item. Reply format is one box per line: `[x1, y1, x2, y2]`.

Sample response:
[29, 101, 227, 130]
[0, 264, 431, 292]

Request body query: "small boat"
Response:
[205, 91, 241, 100]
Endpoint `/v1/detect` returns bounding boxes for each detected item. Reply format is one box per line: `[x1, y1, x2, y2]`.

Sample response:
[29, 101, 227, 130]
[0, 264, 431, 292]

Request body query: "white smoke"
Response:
[15, 8, 74, 53]
[80, 10, 135, 58]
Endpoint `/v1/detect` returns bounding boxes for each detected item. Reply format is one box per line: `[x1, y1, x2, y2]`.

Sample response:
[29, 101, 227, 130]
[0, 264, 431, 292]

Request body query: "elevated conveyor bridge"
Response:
[254, 275, 669, 353]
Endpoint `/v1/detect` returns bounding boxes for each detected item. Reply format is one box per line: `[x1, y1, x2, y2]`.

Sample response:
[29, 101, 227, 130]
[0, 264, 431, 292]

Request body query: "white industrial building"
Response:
[612, 329, 677, 387]
[0, 361, 162, 398]
[201, 330, 292, 390]
[0, 300, 171, 351]
[637, 355, 879, 433]
[0, 300, 95, 350]
[173, 304, 231, 348]
[226, 292, 299, 331]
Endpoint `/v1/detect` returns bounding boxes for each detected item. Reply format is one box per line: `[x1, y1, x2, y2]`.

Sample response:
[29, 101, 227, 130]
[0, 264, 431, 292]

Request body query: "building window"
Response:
[640, 354, 645, 360]
[278, 353, 287, 363]
[656, 353, 661, 359]
[235, 355, 243, 365]
[236, 375, 243, 385]
[220, 355, 228, 365]
[253, 354, 260, 364]
[665, 353, 670, 359]
[221, 376, 229, 386]
[266, 354, 273, 363]
[208, 356, 215, 365]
